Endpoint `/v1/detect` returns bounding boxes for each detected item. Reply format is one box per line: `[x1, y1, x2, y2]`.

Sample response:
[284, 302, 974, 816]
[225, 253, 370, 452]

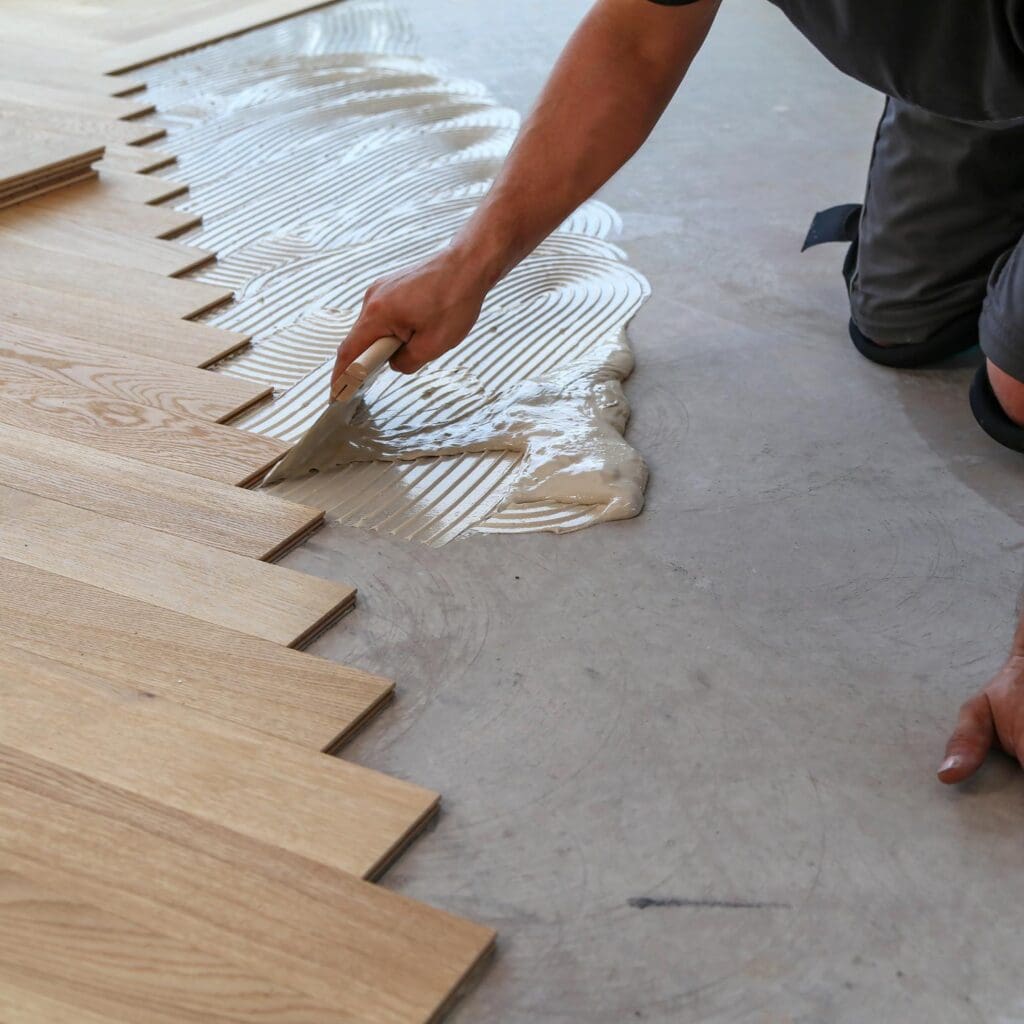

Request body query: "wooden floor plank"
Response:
[0, 872, 332, 1024]
[10, 177, 200, 238]
[0, 280, 247, 366]
[0, 748, 495, 1024]
[0, 645, 437, 879]
[0, 422, 320, 558]
[0, 558, 390, 752]
[0, 971, 129, 1024]
[0, 42, 144, 95]
[0, 209, 213, 277]
[97, 167, 189, 204]
[0, 384, 284, 486]
[101, 0, 340, 72]
[0, 79, 154, 120]
[98, 143, 177, 173]
[0, 486, 350, 646]
[0, 123, 103, 195]
[0, 235, 230, 319]
[0, 101, 164, 145]
[0, 322, 267, 423]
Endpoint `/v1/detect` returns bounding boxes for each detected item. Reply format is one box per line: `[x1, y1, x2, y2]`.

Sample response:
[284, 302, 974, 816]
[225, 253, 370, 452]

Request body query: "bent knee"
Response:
[988, 359, 1024, 427]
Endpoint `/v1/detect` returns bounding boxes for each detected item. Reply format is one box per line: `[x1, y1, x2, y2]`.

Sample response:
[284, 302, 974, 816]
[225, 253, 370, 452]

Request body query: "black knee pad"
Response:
[969, 364, 1024, 453]
[804, 204, 980, 368]
[848, 308, 980, 369]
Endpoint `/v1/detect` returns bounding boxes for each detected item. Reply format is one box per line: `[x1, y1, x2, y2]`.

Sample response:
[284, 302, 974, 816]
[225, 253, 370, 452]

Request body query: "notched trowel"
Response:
[262, 335, 402, 485]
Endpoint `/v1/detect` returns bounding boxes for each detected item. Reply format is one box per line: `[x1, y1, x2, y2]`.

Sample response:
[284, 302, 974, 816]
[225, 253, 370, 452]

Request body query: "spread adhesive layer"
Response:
[142, 0, 651, 544]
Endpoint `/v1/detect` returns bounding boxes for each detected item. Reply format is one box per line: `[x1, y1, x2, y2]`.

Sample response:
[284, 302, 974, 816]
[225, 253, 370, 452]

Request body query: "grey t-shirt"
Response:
[650, 0, 1024, 124]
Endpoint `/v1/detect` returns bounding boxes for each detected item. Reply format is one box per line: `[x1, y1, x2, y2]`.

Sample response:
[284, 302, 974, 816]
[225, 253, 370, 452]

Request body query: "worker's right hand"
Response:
[331, 248, 490, 392]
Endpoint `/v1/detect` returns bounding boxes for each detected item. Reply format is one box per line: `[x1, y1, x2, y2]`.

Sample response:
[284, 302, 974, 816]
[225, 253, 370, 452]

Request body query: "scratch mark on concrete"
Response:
[628, 896, 791, 910]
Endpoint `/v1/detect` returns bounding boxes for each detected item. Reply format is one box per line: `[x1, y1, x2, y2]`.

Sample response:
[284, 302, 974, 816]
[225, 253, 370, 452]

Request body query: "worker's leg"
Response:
[807, 98, 1024, 365]
[970, 238, 1024, 447]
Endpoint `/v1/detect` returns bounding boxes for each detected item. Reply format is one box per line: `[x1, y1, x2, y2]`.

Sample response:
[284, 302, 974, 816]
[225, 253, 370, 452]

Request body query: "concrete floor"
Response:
[284, 2, 1024, 1020]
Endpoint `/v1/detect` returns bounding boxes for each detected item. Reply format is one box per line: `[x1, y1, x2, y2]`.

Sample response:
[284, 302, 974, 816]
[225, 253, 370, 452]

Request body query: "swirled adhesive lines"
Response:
[140, 0, 652, 544]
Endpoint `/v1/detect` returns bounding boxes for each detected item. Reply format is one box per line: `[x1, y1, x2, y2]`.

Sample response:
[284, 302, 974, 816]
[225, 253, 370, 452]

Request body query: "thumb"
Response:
[938, 691, 995, 784]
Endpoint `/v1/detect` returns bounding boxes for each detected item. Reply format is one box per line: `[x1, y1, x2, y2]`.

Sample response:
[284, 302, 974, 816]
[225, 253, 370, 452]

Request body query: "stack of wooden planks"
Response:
[0, 3, 495, 1022]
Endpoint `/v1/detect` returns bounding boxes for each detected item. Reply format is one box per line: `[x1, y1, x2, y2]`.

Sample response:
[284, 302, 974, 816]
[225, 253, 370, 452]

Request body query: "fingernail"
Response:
[939, 755, 961, 774]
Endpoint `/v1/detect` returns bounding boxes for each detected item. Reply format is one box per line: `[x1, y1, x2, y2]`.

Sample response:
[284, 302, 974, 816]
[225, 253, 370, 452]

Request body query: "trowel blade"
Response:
[261, 396, 359, 485]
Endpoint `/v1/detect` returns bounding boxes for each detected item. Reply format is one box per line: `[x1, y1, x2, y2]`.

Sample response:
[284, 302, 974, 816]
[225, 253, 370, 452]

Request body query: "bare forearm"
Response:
[451, 0, 720, 288]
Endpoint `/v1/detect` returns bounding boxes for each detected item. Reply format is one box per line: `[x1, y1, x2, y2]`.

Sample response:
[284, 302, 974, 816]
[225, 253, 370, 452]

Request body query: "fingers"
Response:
[389, 335, 439, 375]
[937, 691, 995, 784]
[332, 312, 391, 398]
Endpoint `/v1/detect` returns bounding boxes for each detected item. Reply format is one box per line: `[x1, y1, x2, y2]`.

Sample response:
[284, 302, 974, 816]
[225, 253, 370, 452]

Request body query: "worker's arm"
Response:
[939, 603, 1024, 783]
[332, 0, 720, 386]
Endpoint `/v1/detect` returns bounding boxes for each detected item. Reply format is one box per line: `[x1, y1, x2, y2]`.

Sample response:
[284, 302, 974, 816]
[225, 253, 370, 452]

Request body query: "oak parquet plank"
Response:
[0, 872, 332, 1024]
[0, 210, 213, 277]
[0, 558, 390, 751]
[0, 101, 164, 145]
[0, 42, 143, 96]
[98, 143, 177, 173]
[0, 322, 266, 423]
[0, 486, 350, 646]
[100, 0, 341, 72]
[0, 645, 436, 878]
[0, 280, 247, 366]
[96, 167, 188, 204]
[0, 385, 284, 487]
[0, 79, 154, 120]
[0, 748, 495, 1024]
[0, 972, 128, 1024]
[0, 422, 319, 559]
[10, 178, 200, 238]
[0, 236, 230, 319]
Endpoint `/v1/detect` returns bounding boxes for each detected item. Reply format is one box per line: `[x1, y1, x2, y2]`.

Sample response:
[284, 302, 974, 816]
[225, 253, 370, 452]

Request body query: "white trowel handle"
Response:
[331, 335, 402, 402]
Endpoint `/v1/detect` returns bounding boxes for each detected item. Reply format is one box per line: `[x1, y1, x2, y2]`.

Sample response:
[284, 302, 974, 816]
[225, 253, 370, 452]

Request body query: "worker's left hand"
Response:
[938, 654, 1024, 783]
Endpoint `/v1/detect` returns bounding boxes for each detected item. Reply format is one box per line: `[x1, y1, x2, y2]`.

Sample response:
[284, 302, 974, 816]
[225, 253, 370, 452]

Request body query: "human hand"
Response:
[938, 654, 1024, 783]
[330, 248, 490, 393]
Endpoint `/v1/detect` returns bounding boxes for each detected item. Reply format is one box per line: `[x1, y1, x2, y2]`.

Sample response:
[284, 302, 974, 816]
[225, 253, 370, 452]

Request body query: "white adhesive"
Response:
[141, 0, 652, 543]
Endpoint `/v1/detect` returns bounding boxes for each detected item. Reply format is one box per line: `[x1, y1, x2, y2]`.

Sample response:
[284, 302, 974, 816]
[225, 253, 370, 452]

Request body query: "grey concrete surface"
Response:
[283, 2, 1024, 1021]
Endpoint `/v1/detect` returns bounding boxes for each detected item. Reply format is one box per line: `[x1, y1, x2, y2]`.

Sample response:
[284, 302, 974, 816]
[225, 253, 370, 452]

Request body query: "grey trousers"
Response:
[850, 98, 1024, 380]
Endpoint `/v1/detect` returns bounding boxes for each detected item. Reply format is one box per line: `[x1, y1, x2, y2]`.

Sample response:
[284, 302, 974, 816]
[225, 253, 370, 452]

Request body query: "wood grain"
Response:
[0, 280, 247, 367]
[0, 79, 154, 120]
[97, 167, 189, 204]
[0, 747, 495, 1024]
[98, 143, 177, 173]
[0, 208, 213, 277]
[0, 645, 436, 878]
[0, 383, 284, 486]
[0, 100, 164, 145]
[0, 122, 103, 194]
[0, 41, 143, 95]
[0, 557, 390, 751]
[0, 872, 332, 1024]
[0, 321, 267, 423]
[0, 235, 230, 319]
[100, 0, 342, 72]
[0, 485, 351, 646]
[0, 421, 320, 557]
[10, 177, 200, 238]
